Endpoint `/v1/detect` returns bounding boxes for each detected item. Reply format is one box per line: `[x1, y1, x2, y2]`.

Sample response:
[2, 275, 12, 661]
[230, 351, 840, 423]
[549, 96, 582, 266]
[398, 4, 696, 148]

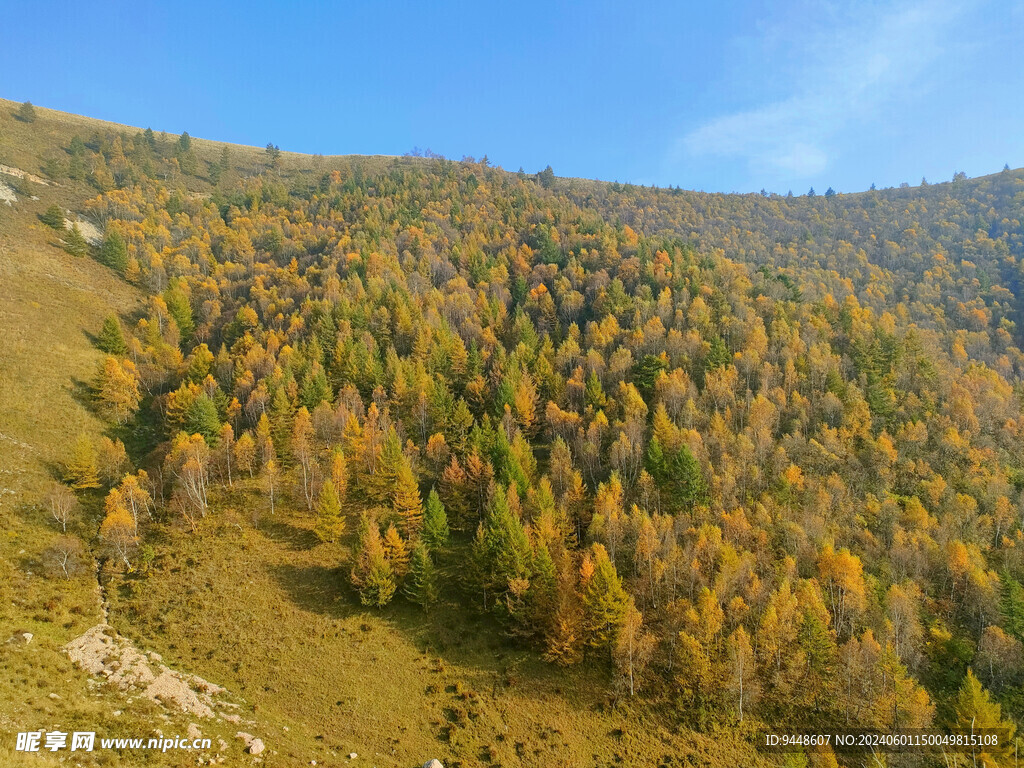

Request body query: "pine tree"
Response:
[97, 315, 127, 355]
[65, 433, 100, 490]
[99, 230, 129, 273]
[40, 204, 66, 229]
[1001, 573, 1024, 642]
[313, 481, 345, 543]
[423, 488, 450, 549]
[404, 542, 439, 607]
[269, 387, 293, 460]
[64, 223, 90, 257]
[184, 394, 221, 443]
[479, 485, 532, 610]
[393, 459, 423, 536]
[17, 101, 37, 122]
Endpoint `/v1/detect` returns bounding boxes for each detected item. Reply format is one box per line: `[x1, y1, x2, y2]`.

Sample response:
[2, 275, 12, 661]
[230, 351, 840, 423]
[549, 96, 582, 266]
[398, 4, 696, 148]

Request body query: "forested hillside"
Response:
[5, 98, 1024, 766]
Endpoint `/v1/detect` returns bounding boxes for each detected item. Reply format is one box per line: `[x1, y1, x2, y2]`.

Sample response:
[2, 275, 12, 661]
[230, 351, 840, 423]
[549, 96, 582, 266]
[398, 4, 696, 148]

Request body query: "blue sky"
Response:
[3, 0, 1022, 193]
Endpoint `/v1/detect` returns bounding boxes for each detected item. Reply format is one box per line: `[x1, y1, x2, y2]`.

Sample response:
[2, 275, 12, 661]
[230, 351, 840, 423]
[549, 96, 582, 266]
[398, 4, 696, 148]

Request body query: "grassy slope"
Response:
[108, 491, 766, 767]
[0, 97, 774, 767]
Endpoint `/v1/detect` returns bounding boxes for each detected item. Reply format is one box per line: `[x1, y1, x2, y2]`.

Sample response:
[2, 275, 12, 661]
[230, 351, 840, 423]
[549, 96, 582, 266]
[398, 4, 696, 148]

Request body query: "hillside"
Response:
[2, 97, 1024, 768]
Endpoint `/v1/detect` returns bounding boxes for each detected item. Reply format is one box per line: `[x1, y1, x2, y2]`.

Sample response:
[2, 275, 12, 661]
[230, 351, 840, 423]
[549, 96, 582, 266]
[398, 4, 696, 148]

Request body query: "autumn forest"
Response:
[6, 103, 1024, 767]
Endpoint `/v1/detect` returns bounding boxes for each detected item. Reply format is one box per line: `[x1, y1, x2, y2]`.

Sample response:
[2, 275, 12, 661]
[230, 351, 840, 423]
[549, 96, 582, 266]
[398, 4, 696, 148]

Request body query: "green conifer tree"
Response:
[99, 230, 129, 273]
[184, 394, 221, 444]
[423, 488, 450, 549]
[404, 542, 439, 608]
[63, 223, 90, 257]
[97, 315, 127, 355]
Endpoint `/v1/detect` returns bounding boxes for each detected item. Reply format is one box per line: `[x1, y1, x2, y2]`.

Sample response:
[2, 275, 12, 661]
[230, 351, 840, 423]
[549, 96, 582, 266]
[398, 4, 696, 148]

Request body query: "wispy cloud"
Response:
[677, 0, 972, 185]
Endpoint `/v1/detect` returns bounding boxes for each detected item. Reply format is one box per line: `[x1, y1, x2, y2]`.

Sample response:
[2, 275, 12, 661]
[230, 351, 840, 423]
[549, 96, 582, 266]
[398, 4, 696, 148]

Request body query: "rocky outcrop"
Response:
[64, 622, 231, 720]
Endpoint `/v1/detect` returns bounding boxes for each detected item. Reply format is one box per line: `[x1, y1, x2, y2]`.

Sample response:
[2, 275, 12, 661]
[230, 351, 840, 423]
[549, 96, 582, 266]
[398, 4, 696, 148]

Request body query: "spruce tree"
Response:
[184, 394, 221, 444]
[423, 488, 450, 549]
[97, 315, 127, 355]
[17, 101, 37, 122]
[63, 223, 90, 257]
[99, 230, 129, 273]
[404, 542, 439, 608]
[40, 204, 66, 229]
[313, 481, 345, 543]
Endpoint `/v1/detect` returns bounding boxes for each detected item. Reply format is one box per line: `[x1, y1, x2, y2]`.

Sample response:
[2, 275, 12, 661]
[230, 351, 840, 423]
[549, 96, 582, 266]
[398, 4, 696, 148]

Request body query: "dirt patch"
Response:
[65, 623, 231, 720]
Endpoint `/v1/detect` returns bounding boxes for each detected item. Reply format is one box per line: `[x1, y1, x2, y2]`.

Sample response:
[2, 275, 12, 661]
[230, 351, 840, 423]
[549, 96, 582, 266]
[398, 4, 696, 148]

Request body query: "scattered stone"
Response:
[149, 651, 163, 663]
[248, 738, 265, 755]
[218, 739, 228, 751]
[349, 753, 358, 760]
[113, 710, 122, 716]
[21, 632, 33, 644]
[187, 723, 202, 740]
[48, 693, 60, 700]
[423, 760, 444, 768]
[221, 713, 241, 723]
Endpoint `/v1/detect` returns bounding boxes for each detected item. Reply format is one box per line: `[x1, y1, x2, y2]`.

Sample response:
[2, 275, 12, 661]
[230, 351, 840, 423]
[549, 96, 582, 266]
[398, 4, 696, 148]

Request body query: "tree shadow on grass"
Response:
[68, 376, 95, 414]
[269, 562, 355, 620]
[260, 517, 321, 552]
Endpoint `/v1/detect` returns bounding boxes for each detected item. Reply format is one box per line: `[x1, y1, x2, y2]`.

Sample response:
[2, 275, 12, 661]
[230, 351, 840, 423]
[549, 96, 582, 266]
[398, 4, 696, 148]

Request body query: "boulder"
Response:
[248, 739, 265, 755]
[424, 760, 444, 768]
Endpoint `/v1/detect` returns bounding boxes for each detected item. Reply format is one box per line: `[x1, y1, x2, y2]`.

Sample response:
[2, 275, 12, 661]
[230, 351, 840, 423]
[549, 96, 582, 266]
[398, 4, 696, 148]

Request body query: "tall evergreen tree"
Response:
[423, 488, 450, 549]
[97, 315, 127, 355]
[404, 542, 439, 608]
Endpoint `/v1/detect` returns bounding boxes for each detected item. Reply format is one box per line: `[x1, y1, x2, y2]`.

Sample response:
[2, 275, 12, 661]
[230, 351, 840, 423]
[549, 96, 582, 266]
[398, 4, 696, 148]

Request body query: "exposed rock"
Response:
[348, 753, 358, 760]
[0, 180, 16, 206]
[0, 164, 50, 185]
[21, 632, 33, 644]
[235, 732, 265, 755]
[424, 760, 444, 768]
[62, 216, 102, 245]
[187, 723, 202, 740]
[65, 622, 231, 719]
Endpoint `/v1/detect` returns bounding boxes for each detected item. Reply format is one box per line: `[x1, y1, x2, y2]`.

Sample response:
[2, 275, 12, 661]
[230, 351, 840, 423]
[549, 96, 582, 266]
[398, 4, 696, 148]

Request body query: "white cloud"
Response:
[677, 0, 973, 184]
